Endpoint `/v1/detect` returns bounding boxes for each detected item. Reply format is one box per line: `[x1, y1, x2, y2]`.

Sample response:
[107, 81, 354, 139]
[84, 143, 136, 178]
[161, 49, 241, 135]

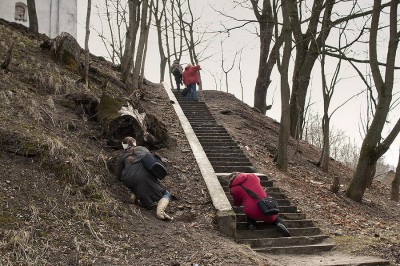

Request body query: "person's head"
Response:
[186, 63, 192, 68]
[174, 59, 179, 63]
[122, 136, 137, 150]
[228, 172, 240, 183]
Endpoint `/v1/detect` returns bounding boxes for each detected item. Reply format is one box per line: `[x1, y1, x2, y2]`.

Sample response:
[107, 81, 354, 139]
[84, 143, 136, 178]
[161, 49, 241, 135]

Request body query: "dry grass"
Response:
[2, 229, 49, 265]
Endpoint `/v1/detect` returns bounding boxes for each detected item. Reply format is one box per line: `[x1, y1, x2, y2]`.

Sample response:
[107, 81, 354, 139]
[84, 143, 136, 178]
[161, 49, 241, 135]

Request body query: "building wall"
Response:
[0, 0, 77, 38]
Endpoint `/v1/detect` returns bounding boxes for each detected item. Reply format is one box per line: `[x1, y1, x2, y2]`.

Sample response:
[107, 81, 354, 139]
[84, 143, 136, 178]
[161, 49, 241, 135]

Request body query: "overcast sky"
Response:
[76, 0, 400, 166]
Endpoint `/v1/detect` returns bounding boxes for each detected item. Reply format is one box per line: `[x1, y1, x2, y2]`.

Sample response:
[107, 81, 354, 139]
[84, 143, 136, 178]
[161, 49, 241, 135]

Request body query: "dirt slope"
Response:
[0, 19, 399, 266]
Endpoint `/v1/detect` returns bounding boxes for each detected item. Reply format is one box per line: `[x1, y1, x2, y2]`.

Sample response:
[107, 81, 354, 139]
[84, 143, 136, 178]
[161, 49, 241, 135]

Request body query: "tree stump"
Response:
[51, 32, 82, 73]
[96, 95, 171, 149]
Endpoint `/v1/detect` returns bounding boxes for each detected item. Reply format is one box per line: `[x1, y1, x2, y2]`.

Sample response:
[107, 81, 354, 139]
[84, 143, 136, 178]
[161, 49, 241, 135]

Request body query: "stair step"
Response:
[233, 205, 298, 213]
[212, 162, 253, 167]
[202, 150, 244, 155]
[197, 136, 233, 140]
[236, 227, 322, 239]
[200, 142, 239, 147]
[196, 134, 231, 138]
[213, 166, 256, 173]
[237, 235, 330, 248]
[209, 157, 251, 163]
[208, 156, 250, 161]
[253, 243, 335, 254]
[236, 219, 315, 229]
[220, 179, 274, 187]
[203, 147, 244, 152]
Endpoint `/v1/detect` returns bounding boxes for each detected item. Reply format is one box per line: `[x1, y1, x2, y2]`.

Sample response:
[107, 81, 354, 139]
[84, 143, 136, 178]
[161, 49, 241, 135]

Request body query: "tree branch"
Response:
[324, 51, 400, 70]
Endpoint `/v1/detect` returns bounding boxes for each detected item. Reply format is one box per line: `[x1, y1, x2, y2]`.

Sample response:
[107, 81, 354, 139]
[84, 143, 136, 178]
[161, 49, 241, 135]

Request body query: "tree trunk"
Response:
[27, 0, 38, 34]
[121, 0, 139, 83]
[138, 1, 153, 90]
[320, 113, 330, 172]
[131, 0, 150, 90]
[1, 43, 15, 70]
[84, 0, 92, 90]
[250, 0, 276, 114]
[276, 0, 291, 171]
[288, 0, 335, 139]
[346, 152, 377, 202]
[330, 175, 340, 193]
[153, 0, 168, 82]
[392, 172, 400, 202]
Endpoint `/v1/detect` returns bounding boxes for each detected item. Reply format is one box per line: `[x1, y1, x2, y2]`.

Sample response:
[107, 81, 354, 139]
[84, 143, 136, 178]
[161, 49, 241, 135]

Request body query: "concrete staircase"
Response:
[171, 90, 390, 265]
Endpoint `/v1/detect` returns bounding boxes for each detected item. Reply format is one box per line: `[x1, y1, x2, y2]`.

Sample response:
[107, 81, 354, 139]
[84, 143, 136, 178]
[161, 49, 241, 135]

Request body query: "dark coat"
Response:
[171, 61, 183, 76]
[117, 146, 166, 209]
[229, 173, 277, 223]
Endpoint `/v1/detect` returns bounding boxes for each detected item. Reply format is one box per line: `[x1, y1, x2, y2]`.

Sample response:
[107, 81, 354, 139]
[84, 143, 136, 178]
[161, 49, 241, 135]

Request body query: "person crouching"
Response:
[117, 136, 173, 221]
[229, 172, 290, 236]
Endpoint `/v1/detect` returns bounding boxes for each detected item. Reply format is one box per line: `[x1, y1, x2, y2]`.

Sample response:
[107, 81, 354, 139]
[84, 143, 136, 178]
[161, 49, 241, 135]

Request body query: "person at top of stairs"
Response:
[182, 63, 201, 101]
[229, 172, 290, 237]
[170, 59, 183, 92]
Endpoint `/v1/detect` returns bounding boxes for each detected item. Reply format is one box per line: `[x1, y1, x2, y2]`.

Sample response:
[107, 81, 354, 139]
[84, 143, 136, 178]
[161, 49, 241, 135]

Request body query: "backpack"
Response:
[172, 68, 181, 76]
[141, 153, 168, 180]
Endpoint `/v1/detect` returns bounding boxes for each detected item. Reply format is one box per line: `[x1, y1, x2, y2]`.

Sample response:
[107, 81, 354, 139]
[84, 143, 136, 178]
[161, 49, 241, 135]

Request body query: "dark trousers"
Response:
[174, 74, 182, 91]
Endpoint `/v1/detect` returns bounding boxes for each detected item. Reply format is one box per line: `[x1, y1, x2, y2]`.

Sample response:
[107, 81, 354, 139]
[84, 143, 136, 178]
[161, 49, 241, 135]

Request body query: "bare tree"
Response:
[84, 0, 92, 90]
[137, 0, 154, 90]
[121, 0, 140, 83]
[220, 38, 240, 93]
[152, 0, 168, 82]
[212, 0, 281, 113]
[250, 0, 278, 114]
[275, 0, 291, 171]
[318, 43, 347, 172]
[238, 50, 244, 102]
[27, 0, 38, 34]
[94, 0, 129, 64]
[288, 0, 335, 139]
[346, 0, 400, 202]
[131, 0, 153, 90]
[288, 1, 392, 140]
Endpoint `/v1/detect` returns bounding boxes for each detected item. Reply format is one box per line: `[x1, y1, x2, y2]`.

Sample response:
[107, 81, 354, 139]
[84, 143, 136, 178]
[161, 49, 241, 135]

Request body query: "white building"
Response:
[0, 0, 77, 38]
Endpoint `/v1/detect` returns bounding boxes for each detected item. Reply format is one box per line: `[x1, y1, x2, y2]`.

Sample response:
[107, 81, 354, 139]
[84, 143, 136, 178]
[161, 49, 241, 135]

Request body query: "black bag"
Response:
[181, 87, 189, 96]
[240, 185, 280, 215]
[141, 153, 168, 180]
[257, 197, 280, 215]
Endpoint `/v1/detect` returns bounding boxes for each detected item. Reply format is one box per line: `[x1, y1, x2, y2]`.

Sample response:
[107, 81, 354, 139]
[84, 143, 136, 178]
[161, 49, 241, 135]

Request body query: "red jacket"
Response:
[229, 173, 277, 223]
[182, 65, 201, 86]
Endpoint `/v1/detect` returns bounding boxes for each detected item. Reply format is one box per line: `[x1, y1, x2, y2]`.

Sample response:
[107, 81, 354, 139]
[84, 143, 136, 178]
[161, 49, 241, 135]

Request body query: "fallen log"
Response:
[96, 95, 171, 149]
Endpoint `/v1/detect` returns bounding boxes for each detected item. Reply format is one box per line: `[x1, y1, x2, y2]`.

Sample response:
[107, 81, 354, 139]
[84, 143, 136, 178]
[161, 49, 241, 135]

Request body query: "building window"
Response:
[15, 2, 27, 22]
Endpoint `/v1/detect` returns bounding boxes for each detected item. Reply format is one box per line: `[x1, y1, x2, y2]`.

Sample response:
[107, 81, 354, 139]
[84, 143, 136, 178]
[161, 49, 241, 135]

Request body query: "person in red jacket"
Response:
[229, 172, 291, 236]
[182, 64, 201, 101]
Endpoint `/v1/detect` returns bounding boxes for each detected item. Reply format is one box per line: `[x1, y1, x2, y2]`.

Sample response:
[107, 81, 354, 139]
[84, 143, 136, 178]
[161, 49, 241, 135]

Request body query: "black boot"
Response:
[276, 222, 291, 237]
[246, 217, 257, 231]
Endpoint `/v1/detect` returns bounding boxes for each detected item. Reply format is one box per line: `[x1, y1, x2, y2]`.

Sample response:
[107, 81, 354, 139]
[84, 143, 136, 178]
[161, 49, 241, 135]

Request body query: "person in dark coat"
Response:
[182, 63, 201, 101]
[229, 172, 290, 236]
[117, 136, 173, 221]
[171, 59, 183, 91]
